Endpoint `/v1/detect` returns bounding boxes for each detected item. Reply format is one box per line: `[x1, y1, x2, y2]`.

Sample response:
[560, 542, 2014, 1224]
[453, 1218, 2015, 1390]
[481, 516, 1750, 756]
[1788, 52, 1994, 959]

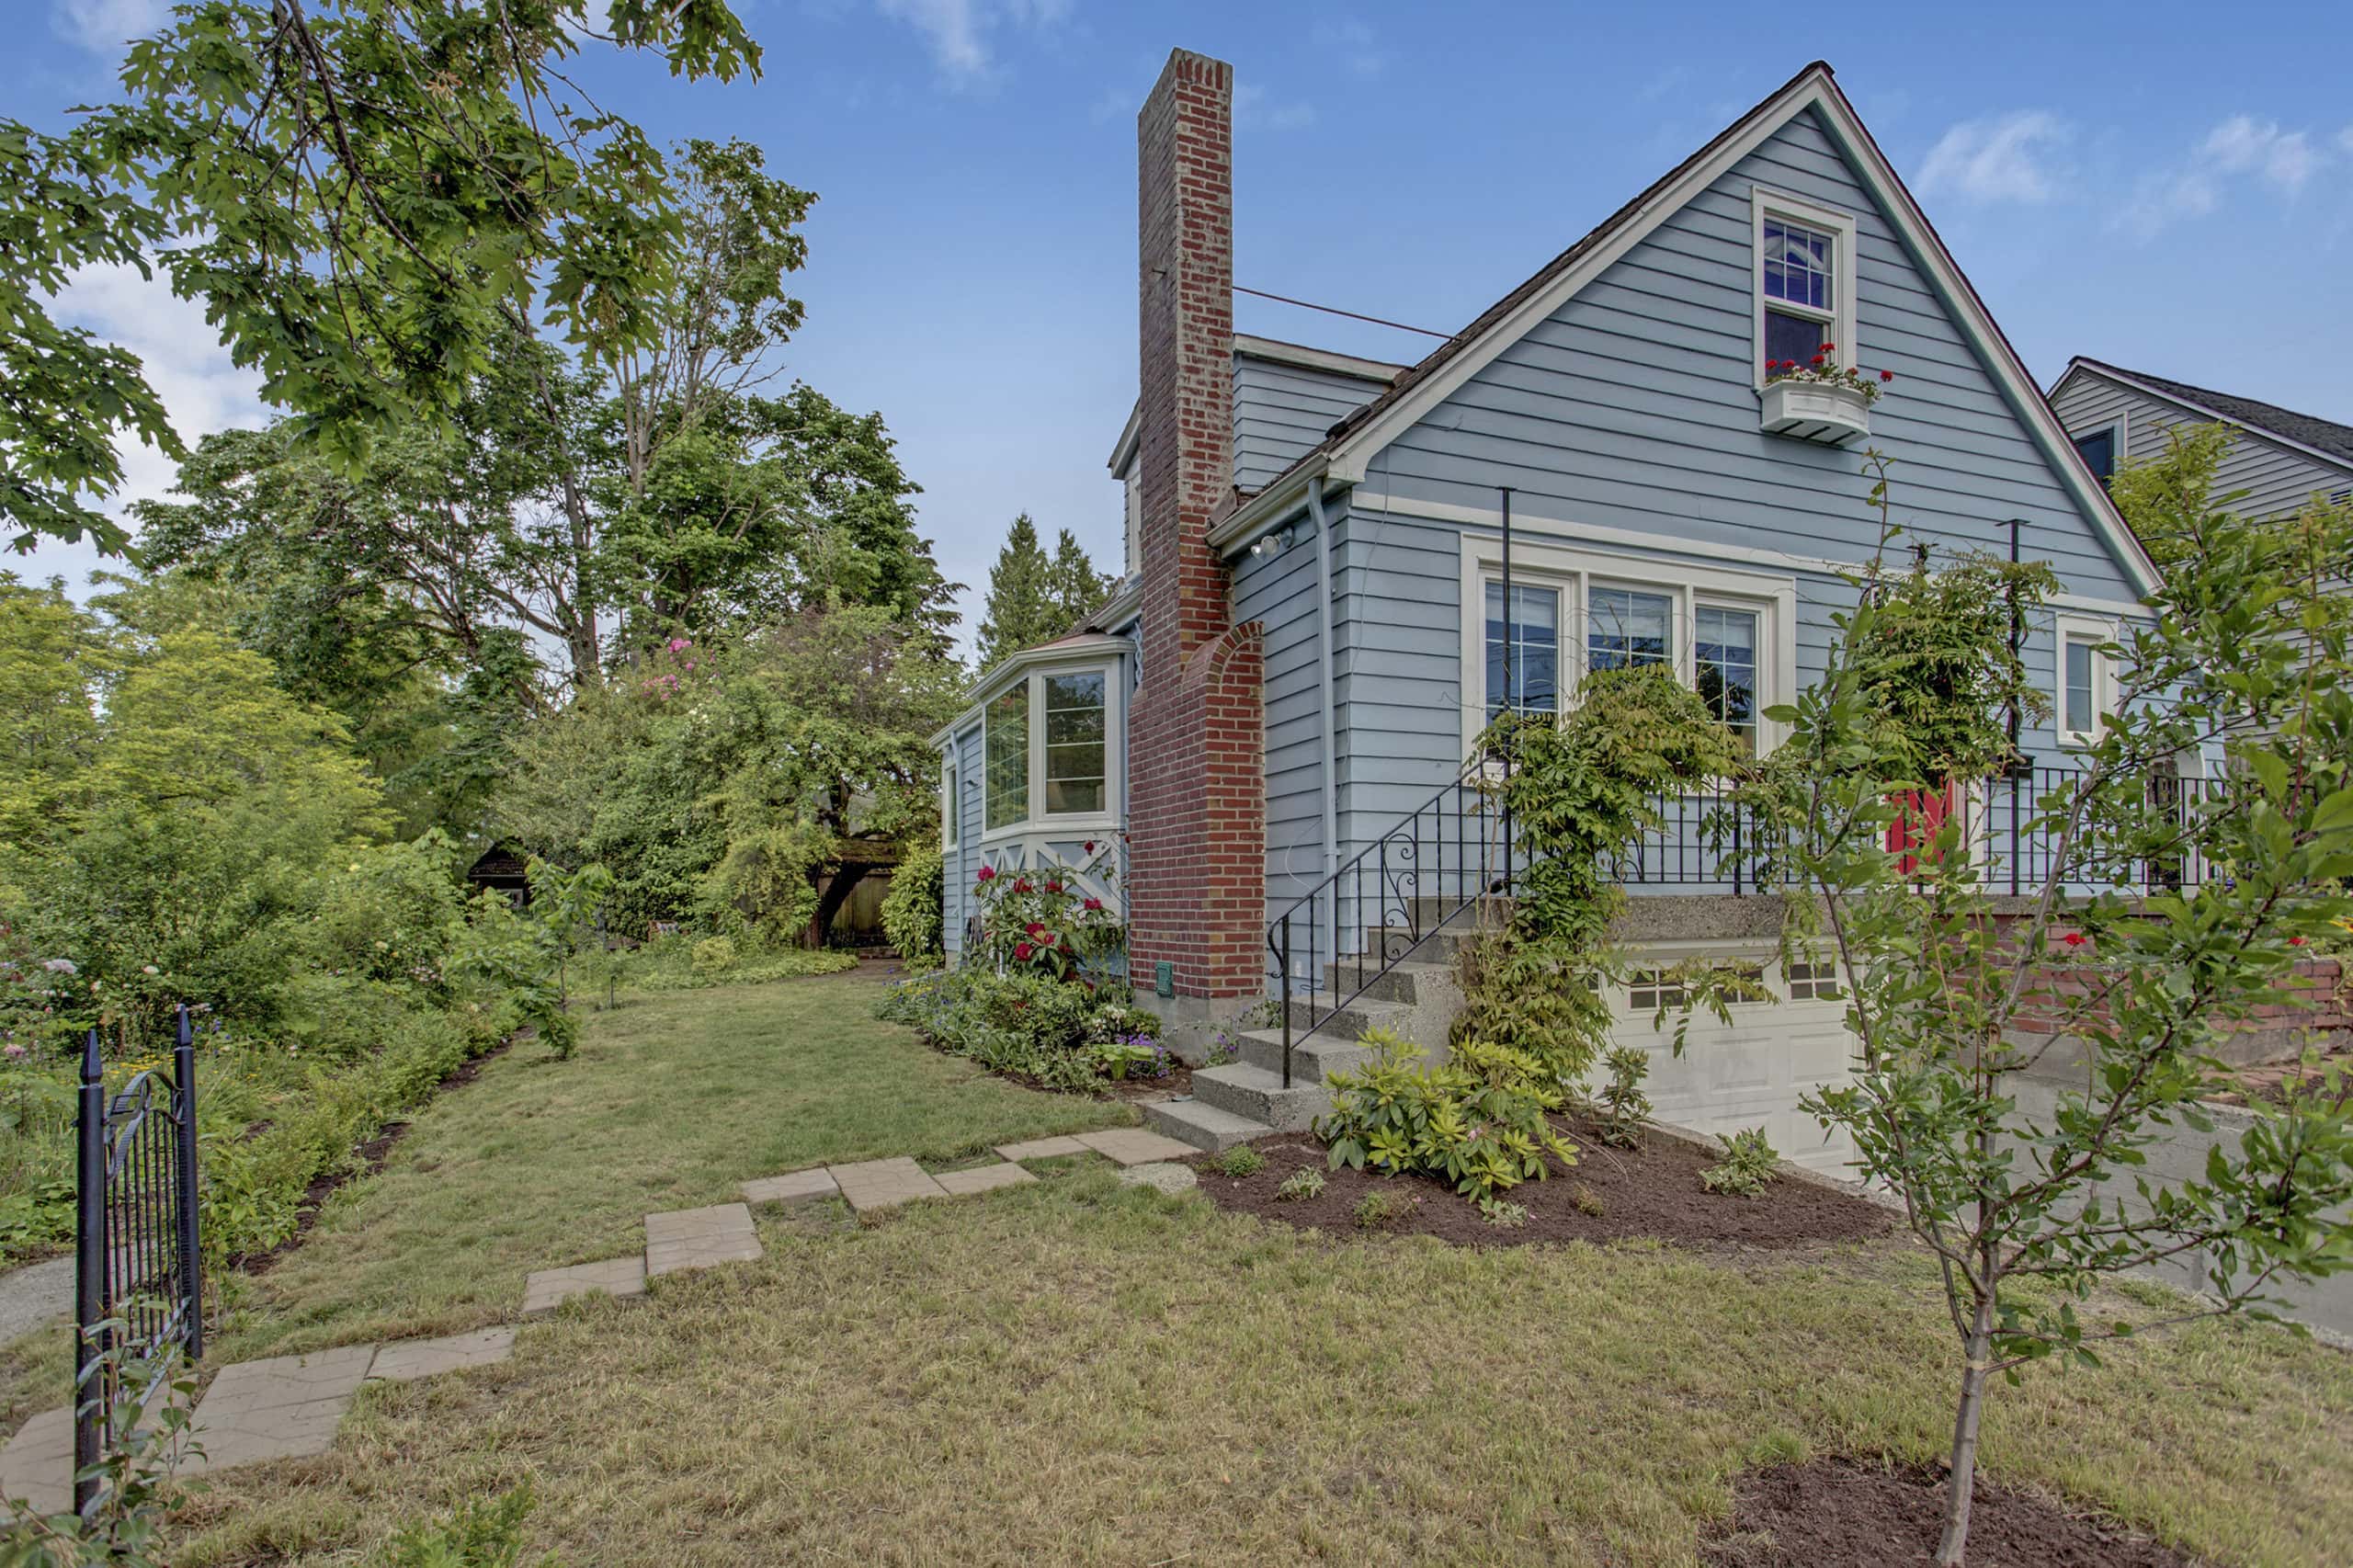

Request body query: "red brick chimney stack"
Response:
[1127, 49, 1266, 1006]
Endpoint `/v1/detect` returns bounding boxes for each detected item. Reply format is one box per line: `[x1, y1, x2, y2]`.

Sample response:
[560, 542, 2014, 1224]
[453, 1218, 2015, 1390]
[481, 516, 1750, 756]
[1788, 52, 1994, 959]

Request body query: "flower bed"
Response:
[1187, 1119, 1890, 1251]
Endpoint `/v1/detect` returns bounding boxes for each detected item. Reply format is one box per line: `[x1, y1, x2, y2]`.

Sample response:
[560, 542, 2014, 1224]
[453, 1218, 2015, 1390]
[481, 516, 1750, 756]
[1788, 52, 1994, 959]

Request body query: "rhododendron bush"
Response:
[970, 840, 1125, 980]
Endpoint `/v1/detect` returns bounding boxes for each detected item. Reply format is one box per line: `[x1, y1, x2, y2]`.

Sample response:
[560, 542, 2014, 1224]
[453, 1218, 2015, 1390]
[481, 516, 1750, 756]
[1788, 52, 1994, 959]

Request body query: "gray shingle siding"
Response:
[2052, 368, 2353, 522]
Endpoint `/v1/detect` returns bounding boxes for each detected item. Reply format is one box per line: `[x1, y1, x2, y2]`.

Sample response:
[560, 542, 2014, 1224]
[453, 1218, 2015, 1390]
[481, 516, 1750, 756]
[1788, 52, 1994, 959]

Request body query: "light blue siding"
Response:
[1365, 108, 2137, 603]
[1307, 106, 2145, 847]
[941, 725, 985, 960]
[1233, 353, 1386, 493]
[1233, 507, 1333, 926]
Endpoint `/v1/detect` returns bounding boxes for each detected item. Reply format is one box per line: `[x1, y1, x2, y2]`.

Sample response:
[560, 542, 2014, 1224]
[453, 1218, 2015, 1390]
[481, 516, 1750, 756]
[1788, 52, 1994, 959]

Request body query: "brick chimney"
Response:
[1128, 49, 1265, 1009]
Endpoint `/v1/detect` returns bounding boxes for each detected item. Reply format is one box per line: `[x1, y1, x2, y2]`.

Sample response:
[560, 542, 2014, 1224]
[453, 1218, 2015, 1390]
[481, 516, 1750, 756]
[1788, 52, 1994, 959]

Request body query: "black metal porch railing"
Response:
[1267, 750, 1512, 1088]
[1266, 758, 2224, 1071]
[74, 1006, 202, 1515]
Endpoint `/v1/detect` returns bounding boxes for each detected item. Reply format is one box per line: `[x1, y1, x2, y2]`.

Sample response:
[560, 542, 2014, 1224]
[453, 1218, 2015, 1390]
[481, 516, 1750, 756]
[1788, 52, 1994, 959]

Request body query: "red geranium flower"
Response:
[975, 865, 996, 883]
[1880, 369, 1895, 381]
[1820, 341, 1836, 353]
[1013, 941, 1034, 961]
[2062, 932, 2086, 947]
[1810, 354, 1826, 367]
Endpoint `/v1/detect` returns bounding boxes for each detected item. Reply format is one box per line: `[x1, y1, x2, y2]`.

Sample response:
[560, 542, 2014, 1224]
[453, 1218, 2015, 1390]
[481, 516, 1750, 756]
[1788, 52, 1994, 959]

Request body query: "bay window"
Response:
[979, 662, 1121, 835]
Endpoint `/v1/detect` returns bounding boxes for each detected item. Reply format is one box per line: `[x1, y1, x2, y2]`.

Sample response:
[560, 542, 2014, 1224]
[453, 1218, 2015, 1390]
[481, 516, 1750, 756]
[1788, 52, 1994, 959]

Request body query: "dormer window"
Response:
[1751, 189, 1858, 385]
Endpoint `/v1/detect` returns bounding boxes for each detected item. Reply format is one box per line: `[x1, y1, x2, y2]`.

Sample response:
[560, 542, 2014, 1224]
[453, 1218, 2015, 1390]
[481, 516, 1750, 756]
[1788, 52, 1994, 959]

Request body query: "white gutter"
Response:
[1308, 476, 1341, 880]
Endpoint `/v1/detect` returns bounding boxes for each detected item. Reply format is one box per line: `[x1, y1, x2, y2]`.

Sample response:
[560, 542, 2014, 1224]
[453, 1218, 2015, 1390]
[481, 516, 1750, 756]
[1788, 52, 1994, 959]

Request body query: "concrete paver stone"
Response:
[368, 1327, 516, 1383]
[743, 1167, 838, 1205]
[934, 1163, 1036, 1198]
[645, 1202, 761, 1278]
[993, 1135, 1091, 1162]
[829, 1156, 949, 1213]
[522, 1255, 647, 1314]
[1074, 1128, 1199, 1166]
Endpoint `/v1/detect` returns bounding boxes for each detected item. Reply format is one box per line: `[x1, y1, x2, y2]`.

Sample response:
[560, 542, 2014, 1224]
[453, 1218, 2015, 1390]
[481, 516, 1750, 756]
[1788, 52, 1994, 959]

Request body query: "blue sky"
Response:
[16, 1, 2353, 653]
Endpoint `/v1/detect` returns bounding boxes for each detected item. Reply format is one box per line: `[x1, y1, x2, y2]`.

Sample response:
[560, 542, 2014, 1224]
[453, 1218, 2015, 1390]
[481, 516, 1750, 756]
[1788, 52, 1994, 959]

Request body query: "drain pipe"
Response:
[1308, 476, 1340, 882]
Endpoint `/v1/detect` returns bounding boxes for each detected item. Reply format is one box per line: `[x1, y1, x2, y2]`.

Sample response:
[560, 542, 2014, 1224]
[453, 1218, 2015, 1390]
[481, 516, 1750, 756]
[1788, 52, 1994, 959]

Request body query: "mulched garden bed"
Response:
[1699, 1458, 2197, 1567]
[1187, 1115, 1892, 1250]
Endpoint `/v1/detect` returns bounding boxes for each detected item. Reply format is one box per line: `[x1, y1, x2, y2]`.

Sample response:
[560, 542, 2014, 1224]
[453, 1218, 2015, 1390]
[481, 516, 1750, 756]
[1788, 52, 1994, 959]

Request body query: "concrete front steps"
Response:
[1141, 954, 1467, 1152]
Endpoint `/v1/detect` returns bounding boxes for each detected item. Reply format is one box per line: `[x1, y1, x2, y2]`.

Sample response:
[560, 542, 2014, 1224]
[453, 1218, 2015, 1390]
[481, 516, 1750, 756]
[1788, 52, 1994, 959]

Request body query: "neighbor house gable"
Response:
[2051, 358, 2353, 520]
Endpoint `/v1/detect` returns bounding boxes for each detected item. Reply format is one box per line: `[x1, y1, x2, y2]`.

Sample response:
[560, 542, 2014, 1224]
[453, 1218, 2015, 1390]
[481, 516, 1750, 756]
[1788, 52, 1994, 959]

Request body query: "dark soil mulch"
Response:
[1187, 1116, 1891, 1250]
[1700, 1458, 2198, 1567]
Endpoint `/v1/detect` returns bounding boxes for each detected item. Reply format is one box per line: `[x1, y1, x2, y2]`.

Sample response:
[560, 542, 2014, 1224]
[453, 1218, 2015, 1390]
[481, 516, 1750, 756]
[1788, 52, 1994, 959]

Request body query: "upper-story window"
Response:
[982, 663, 1121, 834]
[2073, 426, 2119, 489]
[1752, 190, 1858, 384]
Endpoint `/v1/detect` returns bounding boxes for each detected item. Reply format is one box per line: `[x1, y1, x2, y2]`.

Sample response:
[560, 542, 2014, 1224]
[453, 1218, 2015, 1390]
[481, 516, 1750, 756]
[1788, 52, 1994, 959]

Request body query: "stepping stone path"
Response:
[0, 1121, 1200, 1513]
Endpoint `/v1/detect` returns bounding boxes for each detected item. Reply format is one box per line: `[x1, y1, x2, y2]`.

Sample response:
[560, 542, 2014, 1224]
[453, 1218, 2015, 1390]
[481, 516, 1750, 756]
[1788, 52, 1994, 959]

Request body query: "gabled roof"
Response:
[2057, 358, 2353, 473]
[1206, 61, 2162, 599]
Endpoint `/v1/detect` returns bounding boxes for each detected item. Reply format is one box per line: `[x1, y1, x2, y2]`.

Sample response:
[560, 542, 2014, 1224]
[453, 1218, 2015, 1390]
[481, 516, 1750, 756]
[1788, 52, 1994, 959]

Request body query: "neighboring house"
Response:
[930, 51, 2167, 1167]
[2050, 358, 2353, 518]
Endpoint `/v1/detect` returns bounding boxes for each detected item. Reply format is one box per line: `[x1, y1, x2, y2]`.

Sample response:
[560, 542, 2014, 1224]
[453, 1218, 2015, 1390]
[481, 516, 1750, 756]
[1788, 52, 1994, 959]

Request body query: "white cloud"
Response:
[15, 259, 266, 589]
[1312, 18, 1386, 81]
[1917, 110, 2071, 204]
[2200, 115, 2320, 191]
[1234, 83, 1316, 133]
[2117, 113, 2338, 239]
[51, 0, 168, 55]
[875, 0, 1069, 85]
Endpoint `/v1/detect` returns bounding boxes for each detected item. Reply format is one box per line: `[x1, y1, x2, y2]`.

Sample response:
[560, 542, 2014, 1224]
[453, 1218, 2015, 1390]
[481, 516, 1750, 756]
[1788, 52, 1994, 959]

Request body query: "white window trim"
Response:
[980, 660, 1124, 844]
[940, 751, 960, 849]
[1751, 186, 1859, 392]
[2053, 612, 2119, 747]
[1122, 462, 1142, 579]
[1457, 535, 1798, 759]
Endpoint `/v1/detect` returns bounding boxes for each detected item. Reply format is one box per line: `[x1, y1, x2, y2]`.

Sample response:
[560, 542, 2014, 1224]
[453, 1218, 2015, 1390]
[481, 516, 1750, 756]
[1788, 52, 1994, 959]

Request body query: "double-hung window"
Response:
[1753, 190, 1858, 383]
[2054, 615, 2117, 746]
[1472, 544, 1788, 758]
[981, 662, 1121, 834]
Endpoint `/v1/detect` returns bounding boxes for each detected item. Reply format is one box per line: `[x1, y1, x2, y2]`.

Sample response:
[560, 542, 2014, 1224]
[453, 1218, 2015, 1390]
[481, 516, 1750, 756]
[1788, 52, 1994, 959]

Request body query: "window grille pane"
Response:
[1765, 309, 1825, 370]
[1695, 606, 1759, 751]
[984, 684, 1029, 830]
[1587, 586, 1673, 673]
[1763, 219, 1834, 311]
[1041, 673, 1106, 814]
[1484, 582, 1562, 720]
[2065, 639, 2096, 736]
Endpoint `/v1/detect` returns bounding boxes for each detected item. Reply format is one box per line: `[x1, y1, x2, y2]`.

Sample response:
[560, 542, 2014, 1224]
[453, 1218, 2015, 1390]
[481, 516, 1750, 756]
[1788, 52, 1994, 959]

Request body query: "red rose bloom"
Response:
[1880, 369, 1894, 381]
[2062, 932, 2086, 947]
[975, 865, 995, 883]
[1014, 941, 1034, 961]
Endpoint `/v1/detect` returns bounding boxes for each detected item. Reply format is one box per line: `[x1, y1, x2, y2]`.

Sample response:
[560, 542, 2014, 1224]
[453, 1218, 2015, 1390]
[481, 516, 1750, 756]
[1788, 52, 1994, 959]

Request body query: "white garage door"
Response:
[1605, 948, 1859, 1177]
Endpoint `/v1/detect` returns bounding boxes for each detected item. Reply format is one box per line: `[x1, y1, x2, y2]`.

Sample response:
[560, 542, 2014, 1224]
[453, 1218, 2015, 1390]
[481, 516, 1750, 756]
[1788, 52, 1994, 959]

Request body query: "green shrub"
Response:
[1316, 1028, 1578, 1205]
[1353, 1187, 1412, 1229]
[1274, 1168, 1324, 1201]
[1479, 1198, 1530, 1228]
[871, 968, 1150, 1094]
[690, 936, 739, 977]
[1214, 1145, 1265, 1177]
[881, 845, 945, 966]
[1699, 1125, 1780, 1197]
[1591, 1047, 1654, 1148]
[369, 1483, 559, 1567]
[1571, 1183, 1605, 1217]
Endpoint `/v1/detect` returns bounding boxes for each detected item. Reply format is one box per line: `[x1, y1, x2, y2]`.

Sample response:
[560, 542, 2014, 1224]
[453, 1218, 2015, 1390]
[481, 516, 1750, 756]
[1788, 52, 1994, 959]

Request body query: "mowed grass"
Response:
[169, 1159, 2352, 1567]
[0, 968, 1131, 1428]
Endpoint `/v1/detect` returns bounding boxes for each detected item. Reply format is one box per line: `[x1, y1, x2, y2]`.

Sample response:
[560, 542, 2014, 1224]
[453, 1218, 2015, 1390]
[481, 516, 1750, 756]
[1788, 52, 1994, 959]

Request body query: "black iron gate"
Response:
[74, 1006, 201, 1513]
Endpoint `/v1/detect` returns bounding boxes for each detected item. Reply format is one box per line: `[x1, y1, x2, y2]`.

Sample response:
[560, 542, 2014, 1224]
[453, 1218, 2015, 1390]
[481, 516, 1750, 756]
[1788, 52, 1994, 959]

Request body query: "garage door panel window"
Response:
[1786, 960, 1843, 1001]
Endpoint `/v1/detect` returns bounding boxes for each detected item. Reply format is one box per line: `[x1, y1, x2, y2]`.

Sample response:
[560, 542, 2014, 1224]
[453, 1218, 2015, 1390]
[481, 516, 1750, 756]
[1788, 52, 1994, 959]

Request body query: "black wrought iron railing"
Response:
[74, 1006, 201, 1516]
[1265, 757, 2224, 1072]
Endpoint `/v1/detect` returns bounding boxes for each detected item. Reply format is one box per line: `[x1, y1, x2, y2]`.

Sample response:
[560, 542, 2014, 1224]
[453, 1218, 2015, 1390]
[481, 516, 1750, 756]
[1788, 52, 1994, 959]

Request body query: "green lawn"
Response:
[0, 968, 1131, 1428]
[24, 971, 2353, 1564]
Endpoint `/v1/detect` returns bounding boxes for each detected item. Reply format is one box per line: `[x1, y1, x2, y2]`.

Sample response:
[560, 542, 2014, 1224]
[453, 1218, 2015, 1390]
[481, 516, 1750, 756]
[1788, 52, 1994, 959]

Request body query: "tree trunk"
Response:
[802, 864, 869, 950]
[1938, 1302, 1996, 1565]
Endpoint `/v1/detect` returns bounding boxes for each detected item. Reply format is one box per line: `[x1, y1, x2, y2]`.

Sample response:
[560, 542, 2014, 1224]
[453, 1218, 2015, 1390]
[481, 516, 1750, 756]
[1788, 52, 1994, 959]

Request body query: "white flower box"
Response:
[1760, 378, 1872, 445]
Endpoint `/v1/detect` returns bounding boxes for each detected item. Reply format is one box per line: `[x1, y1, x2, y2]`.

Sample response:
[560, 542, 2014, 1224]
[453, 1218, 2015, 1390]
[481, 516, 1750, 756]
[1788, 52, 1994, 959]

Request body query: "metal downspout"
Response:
[1308, 477, 1340, 884]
